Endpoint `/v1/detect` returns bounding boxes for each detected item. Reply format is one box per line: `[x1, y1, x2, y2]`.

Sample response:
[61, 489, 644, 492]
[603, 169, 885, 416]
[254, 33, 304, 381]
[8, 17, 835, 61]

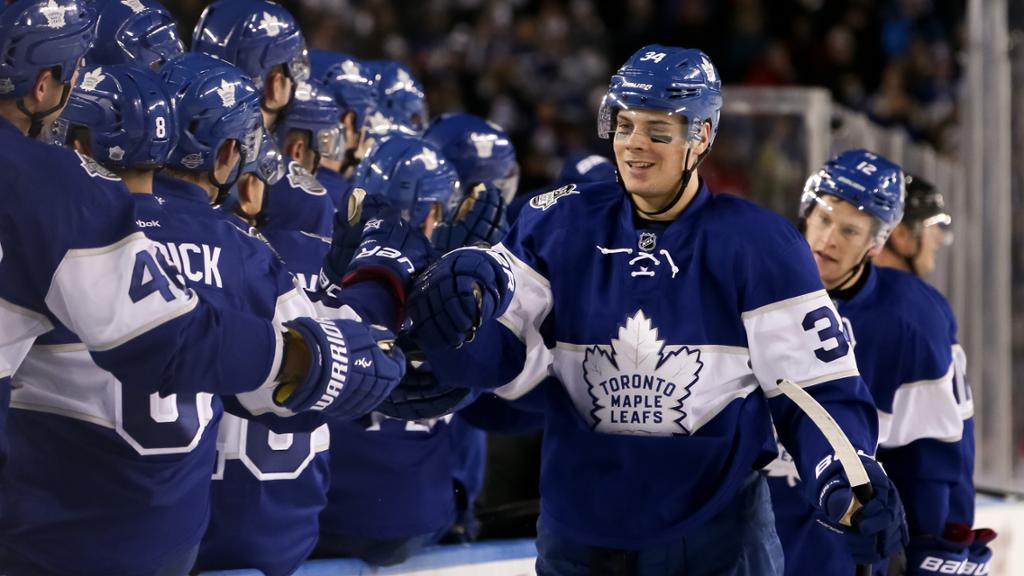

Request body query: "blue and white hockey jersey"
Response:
[0, 116, 280, 478]
[767, 263, 972, 575]
[259, 160, 336, 238]
[427, 180, 878, 549]
[198, 209, 333, 576]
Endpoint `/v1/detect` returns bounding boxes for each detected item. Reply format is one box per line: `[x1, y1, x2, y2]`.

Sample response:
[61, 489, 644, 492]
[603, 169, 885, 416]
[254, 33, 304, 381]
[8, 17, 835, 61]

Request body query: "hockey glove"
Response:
[407, 247, 516, 353]
[965, 528, 996, 574]
[275, 317, 406, 421]
[374, 358, 475, 420]
[814, 453, 909, 565]
[319, 190, 393, 297]
[903, 523, 973, 575]
[432, 182, 509, 251]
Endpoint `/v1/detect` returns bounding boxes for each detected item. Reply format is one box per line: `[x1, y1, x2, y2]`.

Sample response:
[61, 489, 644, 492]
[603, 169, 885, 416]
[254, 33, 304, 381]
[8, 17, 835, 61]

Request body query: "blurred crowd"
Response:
[168, 0, 964, 195]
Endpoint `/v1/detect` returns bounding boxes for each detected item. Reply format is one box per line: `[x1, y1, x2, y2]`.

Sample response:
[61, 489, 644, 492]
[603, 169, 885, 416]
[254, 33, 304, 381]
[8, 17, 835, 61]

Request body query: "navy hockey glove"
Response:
[275, 317, 406, 420]
[814, 454, 909, 565]
[407, 247, 516, 353]
[903, 524, 973, 575]
[374, 359, 475, 420]
[432, 182, 509, 252]
[319, 191, 393, 296]
[965, 528, 996, 574]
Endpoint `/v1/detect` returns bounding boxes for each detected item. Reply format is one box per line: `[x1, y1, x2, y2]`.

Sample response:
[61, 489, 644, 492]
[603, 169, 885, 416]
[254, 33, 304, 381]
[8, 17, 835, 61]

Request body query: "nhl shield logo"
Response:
[638, 232, 657, 252]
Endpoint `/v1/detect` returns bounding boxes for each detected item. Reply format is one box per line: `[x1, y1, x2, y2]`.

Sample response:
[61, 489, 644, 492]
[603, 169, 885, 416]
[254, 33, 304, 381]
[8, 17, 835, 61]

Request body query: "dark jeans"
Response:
[535, 472, 784, 576]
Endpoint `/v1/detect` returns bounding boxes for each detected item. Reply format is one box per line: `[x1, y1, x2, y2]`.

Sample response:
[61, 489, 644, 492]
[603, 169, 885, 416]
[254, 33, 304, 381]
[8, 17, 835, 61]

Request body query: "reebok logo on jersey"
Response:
[135, 219, 160, 228]
[529, 184, 578, 211]
[311, 320, 349, 411]
[582, 310, 702, 435]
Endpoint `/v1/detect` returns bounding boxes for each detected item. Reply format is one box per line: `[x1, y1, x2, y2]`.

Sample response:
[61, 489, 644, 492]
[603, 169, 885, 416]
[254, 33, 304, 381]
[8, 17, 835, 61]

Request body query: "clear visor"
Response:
[286, 48, 311, 84]
[801, 187, 894, 246]
[316, 124, 345, 162]
[490, 163, 520, 204]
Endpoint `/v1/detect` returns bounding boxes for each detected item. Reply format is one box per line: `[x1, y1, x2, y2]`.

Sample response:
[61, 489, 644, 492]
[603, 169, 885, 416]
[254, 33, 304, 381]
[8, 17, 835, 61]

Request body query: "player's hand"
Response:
[813, 453, 909, 565]
[965, 528, 996, 573]
[406, 247, 515, 353]
[319, 189, 392, 297]
[432, 182, 509, 251]
[903, 524, 973, 575]
[274, 317, 405, 420]
[374, 338, 474, 420]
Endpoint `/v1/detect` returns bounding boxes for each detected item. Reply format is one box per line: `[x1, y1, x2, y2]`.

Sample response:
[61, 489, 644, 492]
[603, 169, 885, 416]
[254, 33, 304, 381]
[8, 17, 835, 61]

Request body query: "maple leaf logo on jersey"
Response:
[120, 0, 145, 13]
[582, 310, 702, 436]
[79, 68, 106, 91]
[216, 80, 236, 108]
[41, 0, 71, 28]
[259, 12, 285, 37]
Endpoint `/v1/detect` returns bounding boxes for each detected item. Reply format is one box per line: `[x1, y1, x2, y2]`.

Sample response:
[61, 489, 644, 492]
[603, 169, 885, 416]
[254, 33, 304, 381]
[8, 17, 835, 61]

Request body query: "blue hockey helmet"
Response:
[54, 63, 177, 169]
[598, 45, 722, 148]
[160, 53, 262, 195]
[557, 153, 615, 186]
[363, 60, 427, 137]
[800, 149, 906, 244]
[352, 135, 461, 228]
[241, 125, 285, 185]
[191, 0, 309, 90]
[423, 112, 519, 203]
[87, 0, 182, 69]
[0, 0, 96, 137]
[319, 54, 375, 131]
[275, 79, 342, 164]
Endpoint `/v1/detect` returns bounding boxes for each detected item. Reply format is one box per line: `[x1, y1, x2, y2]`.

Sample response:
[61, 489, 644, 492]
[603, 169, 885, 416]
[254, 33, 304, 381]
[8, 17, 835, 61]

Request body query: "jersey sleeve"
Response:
[867, 312, 965, 536]
[424, 209, 550, 393]
[741, 235, 878, 488]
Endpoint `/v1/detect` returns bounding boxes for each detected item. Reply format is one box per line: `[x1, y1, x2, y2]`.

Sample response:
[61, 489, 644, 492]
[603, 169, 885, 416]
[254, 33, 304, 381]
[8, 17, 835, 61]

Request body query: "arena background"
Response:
[163, 0, 1024, 573]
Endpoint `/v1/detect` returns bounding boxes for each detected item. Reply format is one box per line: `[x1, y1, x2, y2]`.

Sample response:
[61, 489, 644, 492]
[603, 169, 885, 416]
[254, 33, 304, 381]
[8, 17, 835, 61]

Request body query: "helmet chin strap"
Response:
[17, 82, 73, 139]
[208, 159, 245, 206]
[832, 248, 873, 292]
[630, 144, 710, 218]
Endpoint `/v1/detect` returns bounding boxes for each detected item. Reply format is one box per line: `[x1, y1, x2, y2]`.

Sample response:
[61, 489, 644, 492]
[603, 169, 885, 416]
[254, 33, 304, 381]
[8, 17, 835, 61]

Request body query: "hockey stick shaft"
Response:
[776, 379, 874, 576]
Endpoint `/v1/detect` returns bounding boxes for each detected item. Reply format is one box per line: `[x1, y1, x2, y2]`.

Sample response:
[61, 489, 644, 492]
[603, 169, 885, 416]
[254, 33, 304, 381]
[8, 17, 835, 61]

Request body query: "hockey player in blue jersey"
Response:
[399, 45, 909, 575]
[315, 53, 377, 208]
[874, 176, 993, 573]
[86, 0, 183, 69]
[0, 0, 396, 504]
[767, 150, 979, 576]
[316, 134, 468, 566]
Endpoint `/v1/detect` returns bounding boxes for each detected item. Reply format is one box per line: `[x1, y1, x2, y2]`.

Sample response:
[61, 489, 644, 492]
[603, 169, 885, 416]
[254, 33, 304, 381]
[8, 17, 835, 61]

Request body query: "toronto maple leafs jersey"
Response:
[259, 160, 336, 238]
[197, 209, 333, 576]
[426, 179, 878, 548]
[767, 264, 972, 575]
[0, 173, 314, 574]
[0, 115, 280, 478]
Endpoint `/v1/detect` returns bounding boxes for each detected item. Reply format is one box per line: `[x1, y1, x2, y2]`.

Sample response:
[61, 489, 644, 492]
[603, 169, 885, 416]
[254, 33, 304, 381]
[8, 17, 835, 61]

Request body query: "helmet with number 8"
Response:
[423, 112, 519, 204]
[54, 63, 177, 169]
[87, 0, 183, 69]
[352, 135, 461, 228]
[191, 0, 309, 90]
[800, 149, 906, 244]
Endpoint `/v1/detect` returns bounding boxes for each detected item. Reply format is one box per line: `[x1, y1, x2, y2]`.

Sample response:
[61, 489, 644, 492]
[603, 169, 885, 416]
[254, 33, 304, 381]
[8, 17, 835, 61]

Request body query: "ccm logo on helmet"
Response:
[311, 319, 349, 411]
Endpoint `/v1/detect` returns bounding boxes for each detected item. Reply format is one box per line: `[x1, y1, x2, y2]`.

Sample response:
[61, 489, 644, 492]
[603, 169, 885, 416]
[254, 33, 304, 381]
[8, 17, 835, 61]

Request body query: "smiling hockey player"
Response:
[399, 45, 909, 575]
